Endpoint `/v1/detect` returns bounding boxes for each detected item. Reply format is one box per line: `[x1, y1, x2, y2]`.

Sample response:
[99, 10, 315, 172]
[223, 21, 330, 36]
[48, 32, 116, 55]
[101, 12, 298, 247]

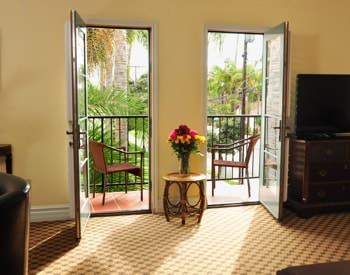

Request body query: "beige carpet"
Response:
[29, 205, 350, 274]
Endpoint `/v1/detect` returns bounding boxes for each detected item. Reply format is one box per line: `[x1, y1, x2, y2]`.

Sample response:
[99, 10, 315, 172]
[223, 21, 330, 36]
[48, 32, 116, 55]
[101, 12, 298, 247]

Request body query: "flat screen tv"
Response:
[296, 74, 350, 136]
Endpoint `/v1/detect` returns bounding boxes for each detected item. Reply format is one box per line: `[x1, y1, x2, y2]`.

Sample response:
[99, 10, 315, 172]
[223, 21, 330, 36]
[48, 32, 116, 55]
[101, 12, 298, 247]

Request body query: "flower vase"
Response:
[179, 153, 190, 175]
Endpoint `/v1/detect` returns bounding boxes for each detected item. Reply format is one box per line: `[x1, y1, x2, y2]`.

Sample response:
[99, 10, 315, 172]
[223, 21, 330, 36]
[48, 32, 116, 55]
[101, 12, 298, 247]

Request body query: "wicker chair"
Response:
[211, 135, 260, 197]
[89, 140, 144, 205]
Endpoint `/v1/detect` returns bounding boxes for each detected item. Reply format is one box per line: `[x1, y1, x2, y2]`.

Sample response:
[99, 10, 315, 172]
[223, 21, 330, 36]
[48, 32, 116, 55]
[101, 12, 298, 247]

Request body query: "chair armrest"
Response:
[0, 173, 31, 209]
[105, 144, 144, 158]
[123, 150, 144, 156]
[104, 144, 126, 152]
[212, 140, 250, 151]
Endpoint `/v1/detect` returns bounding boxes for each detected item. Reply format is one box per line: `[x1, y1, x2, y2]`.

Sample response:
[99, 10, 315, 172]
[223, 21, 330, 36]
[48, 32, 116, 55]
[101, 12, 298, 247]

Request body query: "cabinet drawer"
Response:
[308, 183, 350, 203]
[309, 163, 350, 182]
[310, 143, 347, 162]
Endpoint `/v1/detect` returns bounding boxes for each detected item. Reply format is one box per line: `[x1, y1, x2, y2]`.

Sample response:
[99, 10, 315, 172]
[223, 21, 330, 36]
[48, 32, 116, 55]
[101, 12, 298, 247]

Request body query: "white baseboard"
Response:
[31, 204, 72, 222]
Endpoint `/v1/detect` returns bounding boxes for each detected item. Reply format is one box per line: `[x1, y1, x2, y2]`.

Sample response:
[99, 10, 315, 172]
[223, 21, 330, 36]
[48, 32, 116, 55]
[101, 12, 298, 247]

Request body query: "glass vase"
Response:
[179, 152, 190, 175]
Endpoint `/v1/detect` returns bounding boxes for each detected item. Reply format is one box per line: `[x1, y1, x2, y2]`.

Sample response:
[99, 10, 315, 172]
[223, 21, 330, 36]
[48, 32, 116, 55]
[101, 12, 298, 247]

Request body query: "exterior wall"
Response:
[1, 0, 350, 207]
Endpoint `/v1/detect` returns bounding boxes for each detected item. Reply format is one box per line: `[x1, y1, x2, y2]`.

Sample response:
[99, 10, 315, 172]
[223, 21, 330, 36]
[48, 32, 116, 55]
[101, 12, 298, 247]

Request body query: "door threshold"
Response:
[91, 209, 152, 217]
[207, 201, 260, 209]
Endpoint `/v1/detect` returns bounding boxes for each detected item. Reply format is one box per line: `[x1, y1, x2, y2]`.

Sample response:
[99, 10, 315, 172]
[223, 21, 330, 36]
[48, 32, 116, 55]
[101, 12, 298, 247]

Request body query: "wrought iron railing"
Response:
[88, 114, 261, 192]
[88, 115, 149, 192]
[207, 114, 261, 182]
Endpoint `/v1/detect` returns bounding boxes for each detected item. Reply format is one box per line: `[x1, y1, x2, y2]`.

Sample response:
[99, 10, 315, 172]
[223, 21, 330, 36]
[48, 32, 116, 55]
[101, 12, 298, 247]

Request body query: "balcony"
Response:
[89, 114, 260, 213]
[88, 115, 150, 214]
[206, 114, 260, 205]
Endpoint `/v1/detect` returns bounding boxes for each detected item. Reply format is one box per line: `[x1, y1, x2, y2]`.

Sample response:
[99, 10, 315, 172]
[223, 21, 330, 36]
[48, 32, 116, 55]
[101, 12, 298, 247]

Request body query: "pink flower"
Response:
[170, 130, 177, 140]
[190, 130, 198, 137]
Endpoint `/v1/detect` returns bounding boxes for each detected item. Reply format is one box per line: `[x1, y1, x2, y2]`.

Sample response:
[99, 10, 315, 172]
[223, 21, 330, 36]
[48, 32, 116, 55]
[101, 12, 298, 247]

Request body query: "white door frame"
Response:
[202, 24, 291, 206]
[65, 19, 159, 215]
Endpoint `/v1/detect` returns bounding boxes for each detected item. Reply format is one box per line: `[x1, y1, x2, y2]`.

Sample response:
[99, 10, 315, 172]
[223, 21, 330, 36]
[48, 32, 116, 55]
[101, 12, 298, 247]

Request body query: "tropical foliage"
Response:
[207, 33, 262, 167]
[87, 80, 148, 116]
[87, 28, 148, 90]
[208, 61, 262, 115]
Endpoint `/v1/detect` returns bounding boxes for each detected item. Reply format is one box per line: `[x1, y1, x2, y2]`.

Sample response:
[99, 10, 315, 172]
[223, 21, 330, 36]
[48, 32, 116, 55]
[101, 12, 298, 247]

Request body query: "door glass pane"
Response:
[80, 160, 90, 231]
[265, 116, 280, 156]
[79, 119, 87, 162]
[77, 24, 89, 234]
[260, 22, 288, 219]
[80, 160, 88, 198]
[265, 37, 282, 116]
[77, 28, 86, 118]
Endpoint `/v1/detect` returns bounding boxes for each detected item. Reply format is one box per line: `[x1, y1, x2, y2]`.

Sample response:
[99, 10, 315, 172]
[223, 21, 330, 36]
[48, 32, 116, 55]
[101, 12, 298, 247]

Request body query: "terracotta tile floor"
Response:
[91, 190, 149, 213]
[90, 178, 258, 213]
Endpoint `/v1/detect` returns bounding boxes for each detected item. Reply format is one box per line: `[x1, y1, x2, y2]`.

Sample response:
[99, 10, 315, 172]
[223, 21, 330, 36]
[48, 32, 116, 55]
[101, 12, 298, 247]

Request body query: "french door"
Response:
[70, 10, 90, 240]
[260, 22, 289, 219]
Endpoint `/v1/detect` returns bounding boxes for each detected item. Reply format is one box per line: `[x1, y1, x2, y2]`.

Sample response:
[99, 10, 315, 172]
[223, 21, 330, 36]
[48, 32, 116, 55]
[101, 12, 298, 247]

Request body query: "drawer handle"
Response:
[318, 169, 328, 177]
[324, 148, 333, 155]
[317, 190, 326, 198]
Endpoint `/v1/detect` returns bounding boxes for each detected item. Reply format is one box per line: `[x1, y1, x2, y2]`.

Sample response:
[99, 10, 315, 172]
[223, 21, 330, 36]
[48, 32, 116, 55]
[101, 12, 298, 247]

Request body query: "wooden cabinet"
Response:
[287, 138, 350, 217]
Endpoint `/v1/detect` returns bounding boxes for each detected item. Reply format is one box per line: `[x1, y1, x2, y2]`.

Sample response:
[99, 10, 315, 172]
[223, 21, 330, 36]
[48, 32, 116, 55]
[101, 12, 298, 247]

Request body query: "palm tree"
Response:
[208, 62, 262, 113]
[208, 62, 242, 114]
[112, 30, 128, 90]
[87, 28, 114, 89]
[87, 28, 149, 91]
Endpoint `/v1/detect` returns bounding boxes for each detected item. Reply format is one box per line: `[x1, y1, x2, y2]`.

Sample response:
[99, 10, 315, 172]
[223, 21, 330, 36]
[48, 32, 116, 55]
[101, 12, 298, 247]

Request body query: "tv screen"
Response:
[296, 74, 350, 135]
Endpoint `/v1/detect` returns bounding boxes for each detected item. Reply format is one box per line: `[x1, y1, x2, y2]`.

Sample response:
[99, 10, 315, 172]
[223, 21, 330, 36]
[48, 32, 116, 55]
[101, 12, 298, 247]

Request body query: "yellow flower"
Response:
[195, 135, 206, 143]
[177, 136, 185, 143]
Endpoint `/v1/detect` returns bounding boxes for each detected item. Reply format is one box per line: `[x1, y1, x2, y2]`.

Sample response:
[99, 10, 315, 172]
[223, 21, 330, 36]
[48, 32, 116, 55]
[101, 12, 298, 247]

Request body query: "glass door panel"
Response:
[70, 10, 90, 240]
[260, 22, 289, 219]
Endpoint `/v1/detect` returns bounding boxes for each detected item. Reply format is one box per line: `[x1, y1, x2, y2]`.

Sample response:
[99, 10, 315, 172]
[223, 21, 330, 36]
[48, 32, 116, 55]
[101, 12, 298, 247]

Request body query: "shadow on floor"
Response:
[29, 222, 77, 274]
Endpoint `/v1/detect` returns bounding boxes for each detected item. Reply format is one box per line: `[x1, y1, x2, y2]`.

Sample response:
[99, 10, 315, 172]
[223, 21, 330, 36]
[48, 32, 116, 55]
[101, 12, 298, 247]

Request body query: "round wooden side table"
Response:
[163, 172, 206, 225]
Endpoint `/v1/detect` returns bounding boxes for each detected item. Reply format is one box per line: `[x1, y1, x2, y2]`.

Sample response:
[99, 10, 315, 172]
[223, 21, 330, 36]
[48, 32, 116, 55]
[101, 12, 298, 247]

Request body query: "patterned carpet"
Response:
[29, 205, 350, 274]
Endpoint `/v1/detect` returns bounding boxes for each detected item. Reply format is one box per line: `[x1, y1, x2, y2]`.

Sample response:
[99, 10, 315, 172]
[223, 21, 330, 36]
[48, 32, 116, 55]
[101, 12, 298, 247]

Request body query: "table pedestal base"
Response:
[163, 173, 206, 225]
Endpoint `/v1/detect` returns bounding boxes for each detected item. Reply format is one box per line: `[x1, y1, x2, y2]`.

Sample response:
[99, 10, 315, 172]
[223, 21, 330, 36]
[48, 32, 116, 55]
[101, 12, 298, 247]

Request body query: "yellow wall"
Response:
[1, 0, 350, 207]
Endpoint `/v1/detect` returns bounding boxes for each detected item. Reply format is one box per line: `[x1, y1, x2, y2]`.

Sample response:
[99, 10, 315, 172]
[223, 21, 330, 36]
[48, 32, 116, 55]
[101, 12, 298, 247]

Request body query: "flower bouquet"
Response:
[167, 125, 206, 175]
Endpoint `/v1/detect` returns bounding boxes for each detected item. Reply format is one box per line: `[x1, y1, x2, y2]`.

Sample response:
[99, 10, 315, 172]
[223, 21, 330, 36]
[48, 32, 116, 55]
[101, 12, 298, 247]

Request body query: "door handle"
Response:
[271, 120, 282, 141]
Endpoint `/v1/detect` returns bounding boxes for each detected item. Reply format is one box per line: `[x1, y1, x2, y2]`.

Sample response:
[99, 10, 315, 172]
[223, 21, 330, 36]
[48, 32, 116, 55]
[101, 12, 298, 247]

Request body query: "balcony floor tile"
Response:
[91, 191, 149, 213]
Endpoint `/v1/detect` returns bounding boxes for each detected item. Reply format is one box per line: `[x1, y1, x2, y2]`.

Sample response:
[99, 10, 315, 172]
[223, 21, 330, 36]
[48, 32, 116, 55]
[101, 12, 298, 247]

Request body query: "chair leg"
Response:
[93, 170, 96, 198]
[102, 174, 107, 205]
[125, 172, 128, 194]
[140, 171, 144, 202]
[245, 168, 251, 197]
[211, 165, 215, 196]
